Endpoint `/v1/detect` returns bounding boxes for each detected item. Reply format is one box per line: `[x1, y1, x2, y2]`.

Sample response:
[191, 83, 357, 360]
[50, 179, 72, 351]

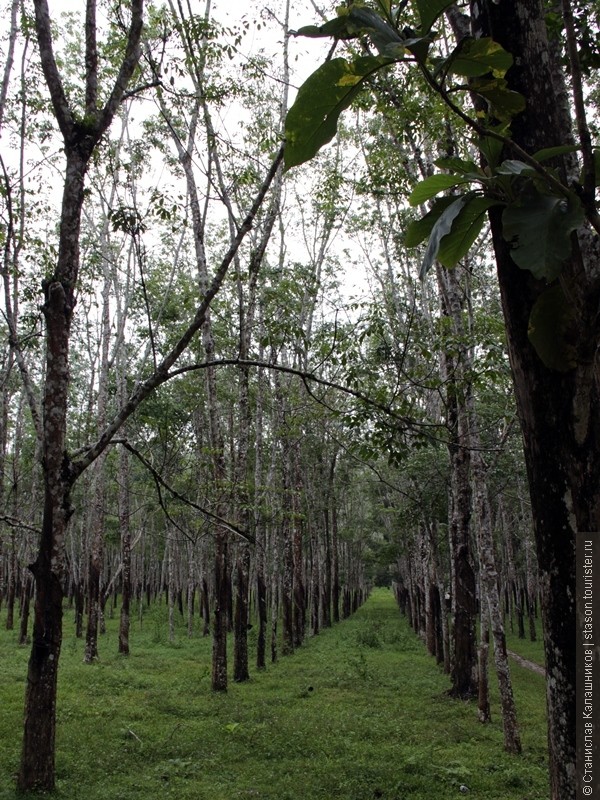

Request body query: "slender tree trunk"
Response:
[118, 440, 132, 654]
[18, 572, 33, 646]
[437, 264, 477, 699]
[17, 1, 144, 786]
[473, 448, 521, 753]
[478, 608, 491, 723]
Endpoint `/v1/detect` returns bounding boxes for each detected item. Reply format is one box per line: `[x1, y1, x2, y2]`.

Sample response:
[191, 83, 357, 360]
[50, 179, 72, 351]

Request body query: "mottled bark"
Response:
[473, 452, 521, 753]
[437, 265, 477, 699]
[117, 440, 131, 655]
[17, 1, 144, 789]
[477, 610, 491, 724]
[468, 3, 600, 794]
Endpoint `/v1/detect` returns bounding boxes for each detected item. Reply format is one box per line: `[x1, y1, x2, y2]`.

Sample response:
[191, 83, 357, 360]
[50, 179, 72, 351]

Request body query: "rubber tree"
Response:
[16, 0, 285, 787]
[466, 3, 599, 795]
[17, 2, 144, 789]
[283, 1, 598, 796]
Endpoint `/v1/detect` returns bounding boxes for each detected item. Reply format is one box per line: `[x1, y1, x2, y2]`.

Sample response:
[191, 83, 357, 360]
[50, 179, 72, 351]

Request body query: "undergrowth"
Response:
[0, 588, 548, 799]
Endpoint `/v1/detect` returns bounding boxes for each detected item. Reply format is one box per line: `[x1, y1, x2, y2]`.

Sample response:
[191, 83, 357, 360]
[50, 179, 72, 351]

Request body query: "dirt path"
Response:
[507, 649, 546, 676]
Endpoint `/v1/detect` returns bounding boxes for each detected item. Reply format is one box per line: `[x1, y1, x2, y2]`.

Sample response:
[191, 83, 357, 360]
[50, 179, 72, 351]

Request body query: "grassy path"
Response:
[0, 588, 548, 799]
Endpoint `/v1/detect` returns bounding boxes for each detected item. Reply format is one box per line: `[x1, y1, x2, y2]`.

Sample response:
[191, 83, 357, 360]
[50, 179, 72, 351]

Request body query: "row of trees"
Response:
[0, 0, 596, 797]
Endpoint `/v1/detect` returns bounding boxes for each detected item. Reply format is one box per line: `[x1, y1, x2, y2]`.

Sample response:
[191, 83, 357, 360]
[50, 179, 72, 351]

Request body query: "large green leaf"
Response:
[414, 0, 454, 33]
[528, 284, 577, 371]
[502, 189, 584, 280]
[419, 195, 467, 278]
[405, 196, 455, 247]
[297, 16, 361, 40]
[496, 159, 536, 176]
[437, 196, 499, 267]
[347, 6, 404, 53]
[439, 37, 513, 78]
[298, 6, 403, 53]
[470, 76, 525, 121]
[532, 144, 580, 163]
[284, 55, 393, 171]
[408, 173, 470, 206]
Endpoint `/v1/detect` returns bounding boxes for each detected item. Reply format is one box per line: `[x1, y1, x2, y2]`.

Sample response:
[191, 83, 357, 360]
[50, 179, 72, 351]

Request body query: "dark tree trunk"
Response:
[331, 503, 340, 624]
[233, 543, 250, 682]
[478, 615, 491, 724]
[282, 517, 294, 655]
[118, 442, 131, 655]
[17, 1, 144, 787]
[438, 265, 477, 699]
[74, 577, 84, 638]
[469, 3, 600, 795]
[256, 566, 267, 669]
[5, 535, 16, 630]
[201, 576, 211, 636]
[212, 531, 229, 690]
[18, 145, 87, 791]
[18, 573, 33, 646]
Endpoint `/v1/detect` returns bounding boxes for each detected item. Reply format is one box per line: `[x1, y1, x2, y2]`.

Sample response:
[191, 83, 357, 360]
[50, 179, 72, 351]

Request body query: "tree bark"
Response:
[17, 1, 144, 788]
[469, 3, 600, 794]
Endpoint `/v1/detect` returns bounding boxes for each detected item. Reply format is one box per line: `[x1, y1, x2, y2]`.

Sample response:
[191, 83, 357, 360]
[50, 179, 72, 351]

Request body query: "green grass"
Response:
[505, 621, 546, 669]
[0, 589, 548, 799]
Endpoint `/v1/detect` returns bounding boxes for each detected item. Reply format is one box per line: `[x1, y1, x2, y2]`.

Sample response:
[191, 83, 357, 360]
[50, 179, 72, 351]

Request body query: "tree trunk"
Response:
[477, 607, 491, 724]
[17, 1, 144, 786]
[118, 440, 132, 655]
[469, 3, 600, 794]
[437, 264, 477, 698]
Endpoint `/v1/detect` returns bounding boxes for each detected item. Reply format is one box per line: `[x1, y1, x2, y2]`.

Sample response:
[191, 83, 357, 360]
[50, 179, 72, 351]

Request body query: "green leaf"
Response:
[528, 284, 577, 371]
[502, 189, 584, 280]
[434, 156, 480, 175]
[443, 37, 513, 78]
[414, 0, 454, 33]
[479, 129, 505, 170]
[470, 77, 525, 121]
[297, 6, 403, 54]
[284, 55, 393, 171]
[437, 196, 499, 267]
[532, 144, 580, 163]
[348, 6, 404, 53]
[297, 17, 359, 39]
[408, 173, 469, 206]
[405, 196, 456, 247]
[419, 195, 467, 278]
[496, 159, 536, 176]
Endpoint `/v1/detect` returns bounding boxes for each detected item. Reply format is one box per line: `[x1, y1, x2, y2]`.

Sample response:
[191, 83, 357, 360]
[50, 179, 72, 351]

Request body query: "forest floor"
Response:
[0, 588, 549, 800]
[507, 650, 545, 677]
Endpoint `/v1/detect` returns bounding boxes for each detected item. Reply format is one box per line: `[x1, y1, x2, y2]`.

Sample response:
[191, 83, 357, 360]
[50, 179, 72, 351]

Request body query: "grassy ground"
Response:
[0, 588, 548, 799]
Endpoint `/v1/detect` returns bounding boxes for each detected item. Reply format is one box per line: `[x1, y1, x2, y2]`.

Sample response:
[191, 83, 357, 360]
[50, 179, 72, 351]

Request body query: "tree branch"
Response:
[121, 441, 255, 543]
[0, 514, 40, 535]
[85, 0, 98, 115]
[32, 0, 75, 139]
[70, 144, 285, 479]
[561, 0, 598, 217]
[97, 0, 144, 136]
[165, 357, 439, 432]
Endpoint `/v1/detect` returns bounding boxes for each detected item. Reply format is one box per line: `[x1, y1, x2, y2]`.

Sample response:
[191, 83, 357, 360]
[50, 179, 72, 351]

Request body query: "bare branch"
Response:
[70, 144, 285, 479]
[561, 0, 598, 217]
[97, 0, 145, 136]
[166, 357, 438, 432]
[85, 0, 98, 115]
[122, 441, 255, 544]
[0, 514, 40, 535]
[32, 0, 75, 139]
